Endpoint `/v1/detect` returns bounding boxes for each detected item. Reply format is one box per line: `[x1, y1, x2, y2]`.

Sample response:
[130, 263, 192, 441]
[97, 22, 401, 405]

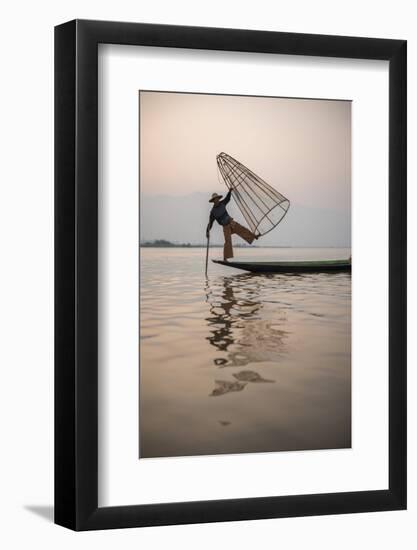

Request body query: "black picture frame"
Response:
[55, 19, 407, 531]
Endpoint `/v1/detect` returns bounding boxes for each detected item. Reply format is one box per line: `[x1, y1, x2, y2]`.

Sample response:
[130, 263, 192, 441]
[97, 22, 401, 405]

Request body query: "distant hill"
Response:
[140, 192, 350, 247]
[140, 239, 252, 248]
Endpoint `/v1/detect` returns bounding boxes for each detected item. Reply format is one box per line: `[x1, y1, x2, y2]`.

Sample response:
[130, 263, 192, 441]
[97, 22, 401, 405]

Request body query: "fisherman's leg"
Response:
[223, 224, 234, 260]
[230, 220, 257, 244]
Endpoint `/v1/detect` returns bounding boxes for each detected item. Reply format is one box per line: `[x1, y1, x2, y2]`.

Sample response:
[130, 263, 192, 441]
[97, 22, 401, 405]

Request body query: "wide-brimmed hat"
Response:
[209, 192, 223, 203]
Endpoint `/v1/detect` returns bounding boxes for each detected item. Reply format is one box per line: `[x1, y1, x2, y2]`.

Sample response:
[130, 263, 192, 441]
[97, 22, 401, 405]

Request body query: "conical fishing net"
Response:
[216, 152, 290, 237]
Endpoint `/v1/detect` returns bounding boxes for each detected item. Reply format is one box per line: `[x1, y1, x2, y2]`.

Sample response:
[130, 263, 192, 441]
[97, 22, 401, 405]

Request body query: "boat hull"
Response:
[212, 259, 351, 273]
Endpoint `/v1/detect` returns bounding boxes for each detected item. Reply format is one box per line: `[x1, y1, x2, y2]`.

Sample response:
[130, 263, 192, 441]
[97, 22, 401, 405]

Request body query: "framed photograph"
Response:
[55, 20, 406, 530]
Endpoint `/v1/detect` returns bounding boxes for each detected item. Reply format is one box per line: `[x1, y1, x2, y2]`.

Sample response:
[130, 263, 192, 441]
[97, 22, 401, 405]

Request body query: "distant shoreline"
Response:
[140, 240, 349, 249]
[140, 241, 255, 248]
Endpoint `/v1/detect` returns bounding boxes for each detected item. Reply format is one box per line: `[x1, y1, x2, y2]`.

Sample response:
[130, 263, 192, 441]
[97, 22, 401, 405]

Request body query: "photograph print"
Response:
[139, 90, 351, 459]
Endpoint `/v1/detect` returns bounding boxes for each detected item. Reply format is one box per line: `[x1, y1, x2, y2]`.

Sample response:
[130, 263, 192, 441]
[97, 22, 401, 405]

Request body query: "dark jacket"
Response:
[208, 190, 232, 229]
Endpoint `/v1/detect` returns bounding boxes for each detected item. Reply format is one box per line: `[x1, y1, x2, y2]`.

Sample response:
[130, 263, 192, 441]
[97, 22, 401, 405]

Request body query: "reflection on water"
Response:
[233, 370, 275, 383]
[211, 379, 247, 397]
[205, 275, 288, 373]
[205, 275, 285, 393]
[140, 248, 351, 458]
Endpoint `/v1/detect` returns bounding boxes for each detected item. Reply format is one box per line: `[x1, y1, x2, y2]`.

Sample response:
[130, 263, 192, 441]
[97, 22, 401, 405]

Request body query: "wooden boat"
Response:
[212, 258, 351, 273]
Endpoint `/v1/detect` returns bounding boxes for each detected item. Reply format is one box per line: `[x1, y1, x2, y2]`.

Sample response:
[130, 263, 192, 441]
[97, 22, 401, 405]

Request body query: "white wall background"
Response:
[0, 0, 415, 548]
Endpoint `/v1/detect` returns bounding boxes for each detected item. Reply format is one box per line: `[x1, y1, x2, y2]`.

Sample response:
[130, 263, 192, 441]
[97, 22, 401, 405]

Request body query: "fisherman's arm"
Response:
[222, 189, 232, 205]
[206, 212, 215, 237]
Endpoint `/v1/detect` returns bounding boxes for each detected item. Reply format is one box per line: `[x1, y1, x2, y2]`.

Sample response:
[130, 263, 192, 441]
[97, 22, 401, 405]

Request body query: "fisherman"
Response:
[206, 189, 258, 261]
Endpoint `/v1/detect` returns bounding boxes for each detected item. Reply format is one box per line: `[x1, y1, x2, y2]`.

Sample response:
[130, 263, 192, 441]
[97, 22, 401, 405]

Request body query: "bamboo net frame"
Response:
[216, 152, 290, 237]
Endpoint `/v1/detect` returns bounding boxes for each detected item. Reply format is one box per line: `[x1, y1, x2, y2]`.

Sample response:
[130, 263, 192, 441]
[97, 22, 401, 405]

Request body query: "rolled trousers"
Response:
[223, 219, 256, 260]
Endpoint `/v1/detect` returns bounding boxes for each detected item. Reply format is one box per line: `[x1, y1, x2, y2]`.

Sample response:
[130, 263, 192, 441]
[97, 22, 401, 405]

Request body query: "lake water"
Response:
[139, 247, 351, 458]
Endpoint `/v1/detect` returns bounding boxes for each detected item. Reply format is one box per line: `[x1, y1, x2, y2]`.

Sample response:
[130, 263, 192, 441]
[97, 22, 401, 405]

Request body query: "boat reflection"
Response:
[205, 274, 288, 396]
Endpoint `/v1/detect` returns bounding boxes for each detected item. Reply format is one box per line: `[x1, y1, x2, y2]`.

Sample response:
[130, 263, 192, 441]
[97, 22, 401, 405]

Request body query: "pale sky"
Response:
[139, 91, 351, 246]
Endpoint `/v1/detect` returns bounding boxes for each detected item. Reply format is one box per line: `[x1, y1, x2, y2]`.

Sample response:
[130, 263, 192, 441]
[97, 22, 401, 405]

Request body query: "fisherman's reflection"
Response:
[205, 275, 261, 357]
[205, 275, 288, 396]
